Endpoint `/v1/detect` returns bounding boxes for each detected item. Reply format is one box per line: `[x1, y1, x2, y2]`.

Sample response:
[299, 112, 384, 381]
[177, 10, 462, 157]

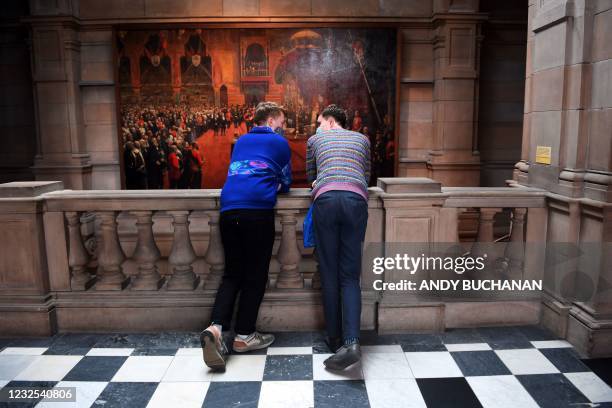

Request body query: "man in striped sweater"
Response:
[306, 104, 371, 370]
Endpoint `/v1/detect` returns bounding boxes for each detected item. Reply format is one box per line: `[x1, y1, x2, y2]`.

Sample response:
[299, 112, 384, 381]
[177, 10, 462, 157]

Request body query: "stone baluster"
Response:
[477, 208, 499, 242]
[471, 208, 500, 270]
[95, 211, 129, 290]
[66, 211, 93, 290]
[276, 210, 304, 288]
[507, 208, 527, 275]
[131, 211, 163, 290]
[204, 211, 225, 290]
[510, 208, 526, 243]
[452, 208, 462, 243]
[167, 211, 200, 290]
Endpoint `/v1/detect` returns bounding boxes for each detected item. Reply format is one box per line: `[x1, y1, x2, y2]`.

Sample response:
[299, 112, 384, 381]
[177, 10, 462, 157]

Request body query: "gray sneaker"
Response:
[232, 331, 275, 352]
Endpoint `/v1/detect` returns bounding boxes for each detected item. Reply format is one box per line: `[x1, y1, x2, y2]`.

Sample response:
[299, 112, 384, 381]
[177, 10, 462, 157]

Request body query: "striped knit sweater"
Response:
[306, 128, 371, 201]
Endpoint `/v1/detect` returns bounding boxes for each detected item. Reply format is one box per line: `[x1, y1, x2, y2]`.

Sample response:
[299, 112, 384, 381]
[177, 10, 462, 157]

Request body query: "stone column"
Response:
[95, 211, 129, 290]
[567, 202, 612, 358]
[65, 211, 93, 290]
[429, 6, 486, 186]
[513, 0, 536, 185]
[0, 14, 36, 183]
[27, 15, 91, 189]
[515, 0, 612, 203]
[203, 211, 225, 290]
[131, 211, 163, 290]
[80, 28, 122, 189]
[276, 210, 303, 288]
[167, 211, 200, 290]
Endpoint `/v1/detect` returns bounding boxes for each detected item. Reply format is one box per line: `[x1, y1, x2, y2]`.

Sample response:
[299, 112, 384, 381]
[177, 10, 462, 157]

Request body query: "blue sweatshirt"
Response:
[220, 126, 292, 212]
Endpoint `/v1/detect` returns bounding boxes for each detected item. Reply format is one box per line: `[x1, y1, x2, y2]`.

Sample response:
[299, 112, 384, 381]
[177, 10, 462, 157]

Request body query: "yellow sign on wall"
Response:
[535, 146, 552, 165]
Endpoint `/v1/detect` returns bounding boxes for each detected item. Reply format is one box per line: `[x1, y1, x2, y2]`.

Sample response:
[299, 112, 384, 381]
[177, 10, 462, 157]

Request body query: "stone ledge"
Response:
[0, 181, 64, 198]
[377, 177, 442, 193]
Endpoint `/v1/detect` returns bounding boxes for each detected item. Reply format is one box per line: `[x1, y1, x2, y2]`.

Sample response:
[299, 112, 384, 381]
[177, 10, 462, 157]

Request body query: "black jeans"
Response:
[209, 209, 275, 335]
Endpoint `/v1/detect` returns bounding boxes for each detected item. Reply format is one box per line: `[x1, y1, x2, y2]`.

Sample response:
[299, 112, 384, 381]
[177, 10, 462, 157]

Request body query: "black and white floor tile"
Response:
[0, 326, 610, 407]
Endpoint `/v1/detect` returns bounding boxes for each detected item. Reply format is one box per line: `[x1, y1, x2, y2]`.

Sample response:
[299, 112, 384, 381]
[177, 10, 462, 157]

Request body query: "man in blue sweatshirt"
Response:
[200, 101, 291, 371]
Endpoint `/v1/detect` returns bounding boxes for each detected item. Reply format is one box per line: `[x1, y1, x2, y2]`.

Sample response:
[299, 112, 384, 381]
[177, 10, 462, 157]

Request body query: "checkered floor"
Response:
[0, 326, 611, 407]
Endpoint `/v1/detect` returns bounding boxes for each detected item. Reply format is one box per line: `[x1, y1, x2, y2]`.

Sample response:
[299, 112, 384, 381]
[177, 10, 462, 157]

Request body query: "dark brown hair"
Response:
[253, 101, 286, 126]
[320, 104, 347, 128]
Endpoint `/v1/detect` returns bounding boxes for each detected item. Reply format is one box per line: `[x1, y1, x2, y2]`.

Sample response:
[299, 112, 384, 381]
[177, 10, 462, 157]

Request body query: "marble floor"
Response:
[0, 326, 611, 407]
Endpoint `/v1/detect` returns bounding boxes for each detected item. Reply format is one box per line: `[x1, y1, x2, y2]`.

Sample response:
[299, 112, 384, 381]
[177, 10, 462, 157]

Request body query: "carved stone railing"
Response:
[0, 179, 550, 336]
[371, 179, 549, 332]
[39, 189, 327, 294]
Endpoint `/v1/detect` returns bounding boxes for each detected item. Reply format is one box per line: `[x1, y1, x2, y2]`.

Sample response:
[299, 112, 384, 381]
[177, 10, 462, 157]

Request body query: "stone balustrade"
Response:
[0, 179, 551, 337]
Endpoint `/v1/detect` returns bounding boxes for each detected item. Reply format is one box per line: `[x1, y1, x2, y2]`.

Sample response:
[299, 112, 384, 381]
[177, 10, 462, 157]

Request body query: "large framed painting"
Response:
[115, 26, 398, 189]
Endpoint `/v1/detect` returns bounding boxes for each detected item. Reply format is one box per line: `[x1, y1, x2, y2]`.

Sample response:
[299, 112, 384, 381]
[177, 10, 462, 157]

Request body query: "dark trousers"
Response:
[147, 167, 163, 189]
[313, 190, 368, 341]
[210, 209, 275, 335]
[189, 171, 202, 189]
